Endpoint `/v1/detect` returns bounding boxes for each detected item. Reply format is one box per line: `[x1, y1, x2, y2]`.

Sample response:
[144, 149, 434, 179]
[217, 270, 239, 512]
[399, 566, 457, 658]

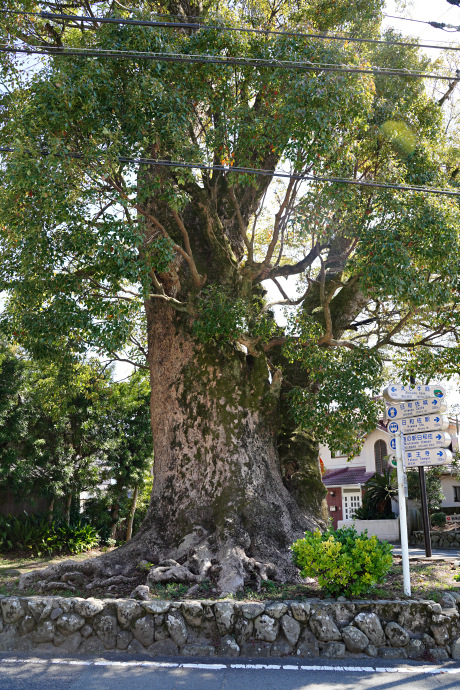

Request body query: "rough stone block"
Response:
[147, 639, 179, 656]
[117, 600, 143, 628]
[265, 603, 288, 619]
[181, 603, 203, 627]
[407, 638, 425, 659]
[431, 624, 450, 647]
[239, 641, 271, 658]
[142, 600, 171, 615]
[364, 644, 378, 657]
[353, 612, 386, 646]
[1, 598, 25, 624]
[341, 625, 369, 653]
[385, 622, 410, 647]
[234, 616, 253, 644]
[54, 631, 82, 652]
[94, 614, 118, 649]
[322, 641, 346, 659]
[181, 643, 216, 656]
[451, 637, 460, 659]
[309, 611, 341, 642]
[166, 611, 188, 646]
[290, 602, 310, 623]
[431, 647, 450, 661]
[240, 603, 265, 619]
[281, 615, 301, 647]
[214, 601, 235, 634]
[378, 647, 408, 659]
[296, 629, 320, 658]
[218, 635, 240, 657]
[254, 614, 279, 642]
[31, 621, 55, 643]
[270, 637, 294, 657]
[56, 612, 85, 635]
[132, 614, 154, 647]
[27, 598, 54, 623]
[117, 630, 134, 650]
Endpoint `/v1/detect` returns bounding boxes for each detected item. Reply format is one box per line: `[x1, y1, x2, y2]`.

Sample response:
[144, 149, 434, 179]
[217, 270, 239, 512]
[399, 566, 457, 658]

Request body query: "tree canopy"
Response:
[1, 0, 460, 592]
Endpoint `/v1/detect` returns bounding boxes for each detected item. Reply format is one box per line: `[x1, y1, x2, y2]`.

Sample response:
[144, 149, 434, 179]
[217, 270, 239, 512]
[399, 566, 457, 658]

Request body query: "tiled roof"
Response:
[323, 466, 375, 487]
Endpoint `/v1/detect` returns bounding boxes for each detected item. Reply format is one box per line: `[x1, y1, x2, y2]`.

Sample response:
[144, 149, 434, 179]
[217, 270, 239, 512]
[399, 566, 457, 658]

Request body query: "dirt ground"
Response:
[1, 549, 459, 602]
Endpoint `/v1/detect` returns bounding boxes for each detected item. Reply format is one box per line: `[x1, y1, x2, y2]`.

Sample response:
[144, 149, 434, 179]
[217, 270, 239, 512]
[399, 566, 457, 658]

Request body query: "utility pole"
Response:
[409, 376, 432, 558]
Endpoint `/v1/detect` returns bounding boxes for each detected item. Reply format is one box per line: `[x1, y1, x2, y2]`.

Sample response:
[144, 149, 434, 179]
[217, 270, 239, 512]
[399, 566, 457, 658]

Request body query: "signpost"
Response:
[387, 414, 449, 436]
[384, 381, 453, 594]
[389, 431, 451, 452]
[383, 384, 446, 402]
[385, 399, 447, 420]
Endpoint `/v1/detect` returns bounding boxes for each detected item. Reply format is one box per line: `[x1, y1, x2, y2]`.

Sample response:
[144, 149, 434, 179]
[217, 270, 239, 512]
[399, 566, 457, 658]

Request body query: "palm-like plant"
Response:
[363, 467, 398, 517]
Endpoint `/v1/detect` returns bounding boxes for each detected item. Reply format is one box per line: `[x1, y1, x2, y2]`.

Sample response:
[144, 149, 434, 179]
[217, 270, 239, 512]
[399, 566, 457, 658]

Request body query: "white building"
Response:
[321, 419, 460, 529]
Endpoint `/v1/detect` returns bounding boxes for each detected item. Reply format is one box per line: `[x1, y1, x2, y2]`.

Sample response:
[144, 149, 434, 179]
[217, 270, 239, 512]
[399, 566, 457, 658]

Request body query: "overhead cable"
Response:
[0, 146, 458, 197]
[35, 12, 460, 53]
[0, 43, 457, 81]
[2, 9, 460, 51]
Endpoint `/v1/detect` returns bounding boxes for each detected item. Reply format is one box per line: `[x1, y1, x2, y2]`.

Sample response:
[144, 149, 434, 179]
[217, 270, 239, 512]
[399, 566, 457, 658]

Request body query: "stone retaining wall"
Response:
[1, 594, 460, 660]
[411, 530, 460, 549]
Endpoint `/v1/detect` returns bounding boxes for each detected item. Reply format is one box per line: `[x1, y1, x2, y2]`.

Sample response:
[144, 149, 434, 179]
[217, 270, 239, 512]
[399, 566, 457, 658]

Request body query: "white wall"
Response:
[321, 428, 391, 473]
[441, 475, 460, 509]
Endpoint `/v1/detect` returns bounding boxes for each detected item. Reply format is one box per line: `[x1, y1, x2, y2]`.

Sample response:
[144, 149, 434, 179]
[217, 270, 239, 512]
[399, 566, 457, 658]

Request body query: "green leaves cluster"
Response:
[283, 313, 384, 456]
[291, 526, 393, 597]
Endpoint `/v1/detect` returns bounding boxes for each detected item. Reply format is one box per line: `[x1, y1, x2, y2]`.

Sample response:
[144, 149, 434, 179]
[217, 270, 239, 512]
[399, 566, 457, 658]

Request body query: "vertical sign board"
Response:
[383, 383, 450, 597]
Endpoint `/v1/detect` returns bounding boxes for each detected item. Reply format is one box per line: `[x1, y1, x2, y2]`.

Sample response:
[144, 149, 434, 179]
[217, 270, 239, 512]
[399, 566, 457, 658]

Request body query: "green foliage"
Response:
[82, 469, 153, 544]
[291, 526, 393, 597]
[407, 467, 446, 513]
[430, 512, 447, 528]
[284, 313, 384, 456]
[0, 513, 99, 556]
[360, 469, 398, 518]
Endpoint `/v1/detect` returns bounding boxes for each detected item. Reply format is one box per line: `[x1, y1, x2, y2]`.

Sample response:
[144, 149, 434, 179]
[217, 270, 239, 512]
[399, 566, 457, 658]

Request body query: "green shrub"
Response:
[431, 512, 447, 528]
[291, 526, 393, 597]
[0, 513, 99, 556]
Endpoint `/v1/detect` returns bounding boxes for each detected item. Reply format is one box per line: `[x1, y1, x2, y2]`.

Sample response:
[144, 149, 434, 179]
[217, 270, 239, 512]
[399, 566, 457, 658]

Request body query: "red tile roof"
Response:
[323, 466, 375, 487]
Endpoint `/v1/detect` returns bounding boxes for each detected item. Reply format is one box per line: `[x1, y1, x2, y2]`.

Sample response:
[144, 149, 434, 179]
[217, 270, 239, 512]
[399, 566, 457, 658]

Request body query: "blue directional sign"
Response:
[405, 448, 453, 468]
[385, 398, 447, 421]
[387, 414, 449, 435]
[401, 431, 451, 451]
[383, 384, 446, 402]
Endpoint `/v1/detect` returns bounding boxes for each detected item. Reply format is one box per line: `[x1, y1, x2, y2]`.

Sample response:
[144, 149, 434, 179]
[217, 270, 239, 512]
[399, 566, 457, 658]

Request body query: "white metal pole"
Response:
[395, 430, 411, 596]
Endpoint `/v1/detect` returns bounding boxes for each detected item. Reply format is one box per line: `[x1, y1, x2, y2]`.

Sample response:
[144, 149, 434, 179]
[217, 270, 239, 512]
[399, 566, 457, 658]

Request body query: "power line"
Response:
[33, 11, 460, 54]
[2, 9, 460, 52]
[0, 146, 458, 197]
[384, 13, 460, 32]
[0, 43, 457, 81]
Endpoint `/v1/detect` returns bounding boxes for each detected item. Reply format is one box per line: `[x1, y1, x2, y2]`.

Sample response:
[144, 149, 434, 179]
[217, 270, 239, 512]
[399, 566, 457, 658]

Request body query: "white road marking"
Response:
[0, 657, 458, 674]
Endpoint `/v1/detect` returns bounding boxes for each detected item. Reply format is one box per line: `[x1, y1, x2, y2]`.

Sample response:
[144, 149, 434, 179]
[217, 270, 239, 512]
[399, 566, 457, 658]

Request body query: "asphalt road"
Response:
[1, 654, 460, 690]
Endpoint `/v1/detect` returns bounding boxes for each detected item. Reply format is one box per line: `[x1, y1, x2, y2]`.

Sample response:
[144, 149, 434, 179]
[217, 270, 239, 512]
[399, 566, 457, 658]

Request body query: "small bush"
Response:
[0, 513, 99, 556]
[291, 526, 393, 597]
[430, 512, 447, 528]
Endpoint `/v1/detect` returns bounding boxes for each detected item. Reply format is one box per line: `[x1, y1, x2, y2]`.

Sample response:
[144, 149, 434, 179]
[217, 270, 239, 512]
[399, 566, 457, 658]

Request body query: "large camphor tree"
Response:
[1, 0, 460, 593]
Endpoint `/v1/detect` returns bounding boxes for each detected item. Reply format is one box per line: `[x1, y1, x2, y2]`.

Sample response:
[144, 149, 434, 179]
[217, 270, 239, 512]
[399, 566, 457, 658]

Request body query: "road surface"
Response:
[0, 654, 460, 689]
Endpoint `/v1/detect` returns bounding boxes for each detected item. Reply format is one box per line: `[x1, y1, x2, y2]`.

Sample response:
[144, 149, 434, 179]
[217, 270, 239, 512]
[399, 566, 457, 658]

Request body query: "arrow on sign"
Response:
[391, 386, 397, 392]
[436, 434, 442, 440]
[437, 451, 443, 457]
[434, 417, 440, 422]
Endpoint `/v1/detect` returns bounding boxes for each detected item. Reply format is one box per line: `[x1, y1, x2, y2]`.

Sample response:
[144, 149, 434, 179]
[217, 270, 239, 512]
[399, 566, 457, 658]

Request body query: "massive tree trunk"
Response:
[134, 302, 321, 592]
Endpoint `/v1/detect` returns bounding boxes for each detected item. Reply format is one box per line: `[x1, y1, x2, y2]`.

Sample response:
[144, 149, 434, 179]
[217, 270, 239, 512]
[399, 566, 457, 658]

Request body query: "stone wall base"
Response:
[1, 595, 460, 660]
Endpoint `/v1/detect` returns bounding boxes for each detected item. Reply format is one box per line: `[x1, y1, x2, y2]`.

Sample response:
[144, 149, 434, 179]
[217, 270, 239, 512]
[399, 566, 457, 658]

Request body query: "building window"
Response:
[374, 440, 388, 474]
[454, 487, 460, 503]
